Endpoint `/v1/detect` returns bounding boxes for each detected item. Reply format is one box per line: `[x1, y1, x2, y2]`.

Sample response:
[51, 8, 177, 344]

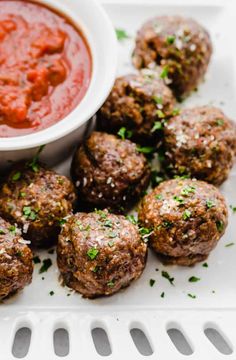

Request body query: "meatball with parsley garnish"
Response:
[57, 210, 147, 298]
[163, 107, 236, 185]
[138, 178, 228, 266]
[132, 16, 212, 99]
[0, 217, 33, 299]
[71, 131, 151, 212]
[97, 68, 176, 144]
[0, 159, 76, 248]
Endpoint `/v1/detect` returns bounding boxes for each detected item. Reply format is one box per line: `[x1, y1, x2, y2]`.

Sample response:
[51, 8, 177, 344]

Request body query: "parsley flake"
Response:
[39, 258, 52, 273]
[225, 242, 234, 247]
[162, 270, 174, 285]
[27, 145, 45, 172]
[117, 127, 132, 140]
[87, 247, 99, 260]
[188, 293, 196, 299]
[126, 215, 138, 225]
[151, 121, 163, 133]
[183, 209, 191, 220]
[206, 200, 215, 209]
[149, 279, 155, 287]
[166, 35, 176, 44]
[33, 256, 41, 264]
[216, 220, 224, 232]
[188, 276, 200, 283]
[12, 171, 21, 181]
[160, 65, 169, 79]
[115, 28, 129, 41]
[136, 146, 155, 154]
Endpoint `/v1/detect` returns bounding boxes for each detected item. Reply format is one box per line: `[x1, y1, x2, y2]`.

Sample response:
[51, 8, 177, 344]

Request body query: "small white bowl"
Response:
[0, 0, 117, 167]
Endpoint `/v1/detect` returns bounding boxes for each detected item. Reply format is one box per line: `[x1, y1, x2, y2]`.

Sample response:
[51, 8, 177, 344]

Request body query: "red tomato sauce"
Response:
[0, 1, 92, 137]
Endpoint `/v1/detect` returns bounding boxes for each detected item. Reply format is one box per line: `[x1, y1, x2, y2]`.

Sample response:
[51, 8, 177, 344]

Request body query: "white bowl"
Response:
[0, 0, 117, 167]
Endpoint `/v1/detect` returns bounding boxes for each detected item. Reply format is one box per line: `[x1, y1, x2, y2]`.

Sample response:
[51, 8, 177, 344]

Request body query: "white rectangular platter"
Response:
[1, 1, 236, 359]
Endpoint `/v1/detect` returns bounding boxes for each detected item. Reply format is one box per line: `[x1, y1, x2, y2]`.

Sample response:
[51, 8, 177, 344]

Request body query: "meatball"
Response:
[97, 69, 176, 143]
[0, 217, 33, 299]
[0, 162, 76, 248]
[163, 107, 236, 185]
[138, 179, 228, 266]
[57, 210, 147, 298]
[132, 16, 212, 99]
[71, 131, 151, 212]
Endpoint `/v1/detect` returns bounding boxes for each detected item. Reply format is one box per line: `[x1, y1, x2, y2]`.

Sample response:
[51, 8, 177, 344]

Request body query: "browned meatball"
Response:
[0, 162, 76, 248]
[97, 69, 176, 143]
[132, 16, 212, 99]
[138, 179, 228, 266]
[163, 107, 236, 185]
[57, 210, 147, 298]
[0, 217, 33, 299]
[71, 131, 151, 212]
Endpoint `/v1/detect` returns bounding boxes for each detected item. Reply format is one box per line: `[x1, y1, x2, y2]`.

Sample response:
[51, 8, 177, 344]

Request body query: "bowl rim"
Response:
[0, 0, 117, 151]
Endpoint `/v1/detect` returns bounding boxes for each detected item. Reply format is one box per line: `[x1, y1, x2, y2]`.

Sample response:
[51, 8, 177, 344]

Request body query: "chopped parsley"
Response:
[216, 118, 224, 126]
[188, 276, 200, 283]
[12, 171, 21, 181]
[206, 200, 215, 209]
[216, 220, 224, 232]
[117, 127, 132, 140]
[22, 206, 37, 221]
[230, 205, 236, 213]
[8, 225, 16, 234]
[139, 227, 152, 242]
[87, 247, 99, 260]
[155, 194, 163, 200]
[126, 214, 138, 225]
[166, 35, 176, 44]
[225, 242, 234, 247]
[183, 209, 191, 220]
[149, 279, 155, 287]
[136, 146, 155, 154]
[161, 270, 174, 285]
[152, 95, 163, 104]
[108, 231, 117, 238]
[49, 291, 54, 296]
[108, 240, 115, 247]
[39, 258, 52, 273]
[172, 108, 181, 116]
[94, 209, 107, 219]
[23, 206, 37, 221]
[188, 293, 196, 299]
[107, 280, 115, 287]
[162, 221, 173, 229]
[0, 229, 5, 235]
[104, 219, 113, 228]
[156, 109, 165, 118]
[19, 192, 26, 198]
[151, 121, 163, 133]
[173, 195, 184, 204]
[33, 256, 41, 264]
[181, 185, 196, 196]
[27, 145, 45, 172]
[161, 291, 165, 298]
[202, 262, 208, 268]
[115, 28, 129, 41]
[160, 65, 169, 79]
[59, 218, 67, 226]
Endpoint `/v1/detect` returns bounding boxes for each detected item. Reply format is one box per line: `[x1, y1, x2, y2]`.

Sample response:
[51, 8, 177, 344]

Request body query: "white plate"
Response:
[1, 1, 236, 359]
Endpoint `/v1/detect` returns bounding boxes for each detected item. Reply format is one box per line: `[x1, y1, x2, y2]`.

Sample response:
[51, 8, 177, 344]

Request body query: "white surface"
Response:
[1, 0, 236, 359]
[0, 0, 117, 167]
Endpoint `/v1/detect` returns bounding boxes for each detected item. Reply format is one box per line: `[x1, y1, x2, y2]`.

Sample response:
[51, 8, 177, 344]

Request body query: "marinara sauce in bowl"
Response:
[0, 0, 117, 166]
